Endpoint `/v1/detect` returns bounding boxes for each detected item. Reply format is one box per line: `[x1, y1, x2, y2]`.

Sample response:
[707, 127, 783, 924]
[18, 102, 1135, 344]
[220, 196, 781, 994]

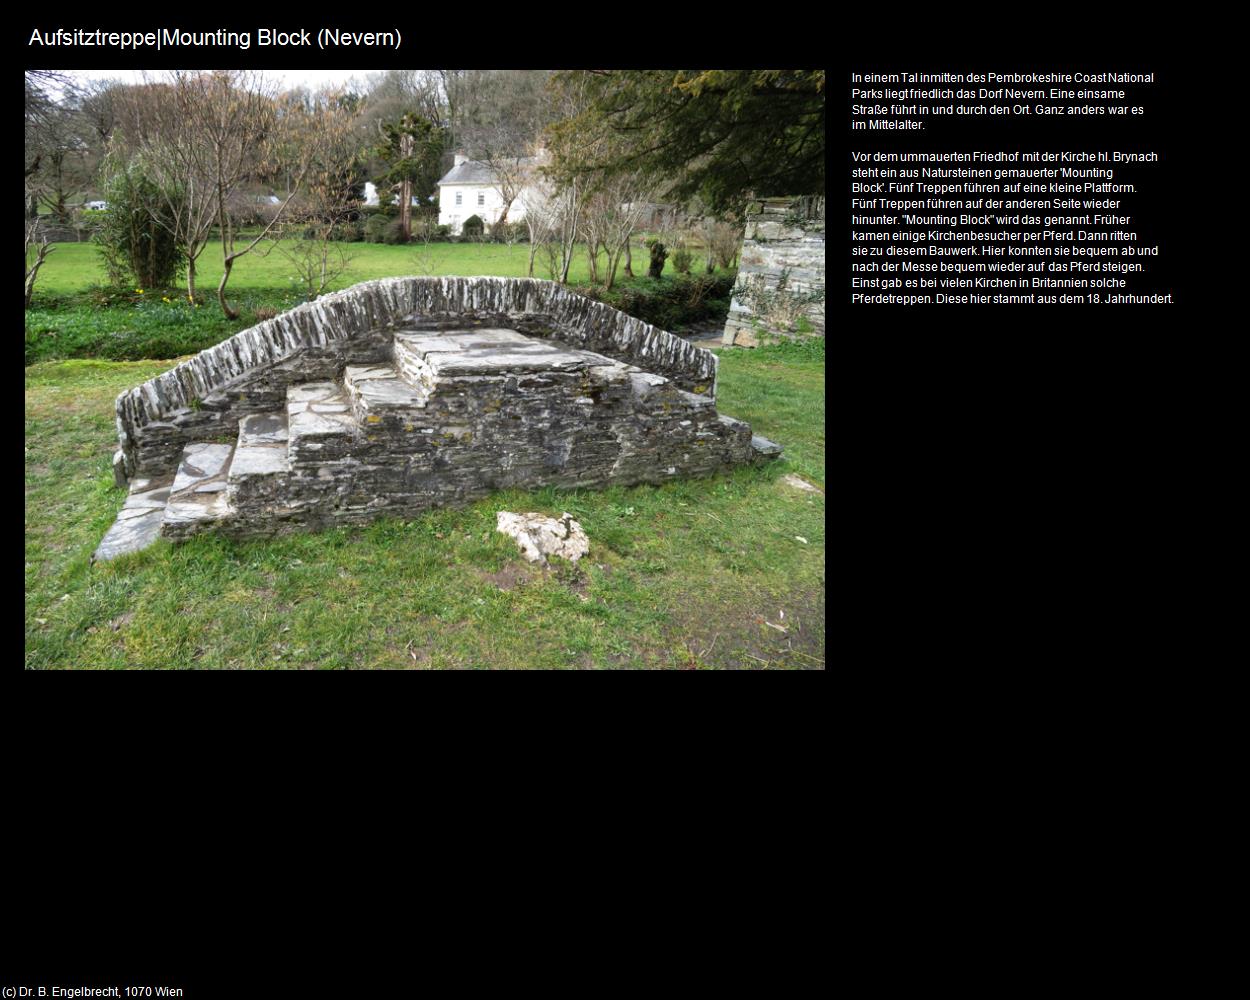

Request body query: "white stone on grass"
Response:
[781, 473, 823, 495]
[496, 511, 589, 565]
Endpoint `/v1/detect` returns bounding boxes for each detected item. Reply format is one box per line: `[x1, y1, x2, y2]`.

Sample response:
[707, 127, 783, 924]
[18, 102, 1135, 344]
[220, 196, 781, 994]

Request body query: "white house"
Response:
[437, 152, 545, 235]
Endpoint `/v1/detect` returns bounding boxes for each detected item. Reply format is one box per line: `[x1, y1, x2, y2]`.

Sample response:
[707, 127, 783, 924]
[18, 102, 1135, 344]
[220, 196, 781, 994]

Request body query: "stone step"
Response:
[92, 475, 173, 562]
[161, 442, 236, 541]
[287, 381, 358, 465]
[630, 373, 716, 420]
[228, 411, 290, 504]
[343, 364, 429, 425]
[393, 328, 616, 391]
[750, 434, 784, 459]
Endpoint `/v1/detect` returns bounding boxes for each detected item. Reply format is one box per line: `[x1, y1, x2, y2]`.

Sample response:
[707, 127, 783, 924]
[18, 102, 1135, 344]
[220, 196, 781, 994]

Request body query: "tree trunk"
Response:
[587, 241, 599, 284]
[606, 247, 621, 290]
[495, 195, 514, 232]
[528, 241, 537, 277]
[400, 178, 412, 241]
[25, 241, 54, 308]
[624, 238, 633, 277]
[399, 131, 414, 241]
[187, 256, 197, 301]
[217, 257, 238, 320]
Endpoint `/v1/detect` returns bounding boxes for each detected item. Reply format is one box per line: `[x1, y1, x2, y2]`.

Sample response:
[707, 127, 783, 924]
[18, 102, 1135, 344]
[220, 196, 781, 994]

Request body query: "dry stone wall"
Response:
[96, 289, 785, 561]
[114, 276, 719, 483]
[722, 196, 825, 347]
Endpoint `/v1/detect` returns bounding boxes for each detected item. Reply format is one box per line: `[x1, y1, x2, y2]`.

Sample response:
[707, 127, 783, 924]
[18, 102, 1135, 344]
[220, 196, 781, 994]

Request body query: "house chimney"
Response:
[454, 152, 468, 166]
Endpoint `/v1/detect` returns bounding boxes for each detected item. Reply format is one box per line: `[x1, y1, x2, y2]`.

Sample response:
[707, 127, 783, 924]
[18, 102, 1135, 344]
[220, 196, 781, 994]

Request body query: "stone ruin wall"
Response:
[722, 196, 825, 347]
[115, 276, 720, 482]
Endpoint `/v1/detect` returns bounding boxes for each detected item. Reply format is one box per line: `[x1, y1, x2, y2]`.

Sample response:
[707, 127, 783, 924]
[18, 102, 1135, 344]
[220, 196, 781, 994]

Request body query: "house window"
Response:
[455, 192, 462, 205]
[477, 192, 485, 206]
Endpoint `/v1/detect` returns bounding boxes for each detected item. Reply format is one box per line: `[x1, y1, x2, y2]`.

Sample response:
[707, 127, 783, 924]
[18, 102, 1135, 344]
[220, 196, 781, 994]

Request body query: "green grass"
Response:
[26, 241, 732, 365]
[25, 341, 825, 670]
[32, 240, 586, 297]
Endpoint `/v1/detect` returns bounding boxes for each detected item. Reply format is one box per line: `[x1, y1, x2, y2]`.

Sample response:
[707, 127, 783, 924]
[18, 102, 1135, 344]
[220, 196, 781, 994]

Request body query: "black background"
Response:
[15, 17, 1212, 984]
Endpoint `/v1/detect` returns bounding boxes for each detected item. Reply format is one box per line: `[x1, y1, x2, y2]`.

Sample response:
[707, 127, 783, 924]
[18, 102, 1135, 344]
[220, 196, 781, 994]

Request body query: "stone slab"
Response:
[396, 327, 617, 377]
[231, 412, 290, 479]
[750, 434, 784, 457]
[94, 508, 166, 561]
[344, 366, 428, 414]
[288, 381, 343, 405]
[162, 491, 233, 538]
[171, 442, 235, 496]
[92, 475, 174, 562]
[238, 411, 288, 447]
[288, 383, 357, 438]
[395, 328, 534, 355]
[425, 347, 598, 376]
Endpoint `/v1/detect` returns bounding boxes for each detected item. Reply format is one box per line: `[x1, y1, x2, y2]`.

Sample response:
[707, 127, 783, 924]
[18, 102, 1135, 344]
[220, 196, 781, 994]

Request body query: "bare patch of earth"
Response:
[666, 584, 825, 670]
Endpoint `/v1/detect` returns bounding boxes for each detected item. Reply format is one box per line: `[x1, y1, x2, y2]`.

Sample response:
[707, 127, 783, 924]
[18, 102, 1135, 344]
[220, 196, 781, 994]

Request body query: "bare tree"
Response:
[114, 75, 223, 303]
[25, 223, 55, 307]
[25, 72, 74, 182]
[522, 172, 581, 283]
[410, 215, 441, 277]
[580, 190, 606, 285]
[213, 79, 318, 318]
[521, 176, 558, 278]
[117, 71, 312, 316]
[25, 72, 91, 221]
[272, 90, 363, 300]
[436, 69, 491, 161]
[552, 179, 582, 285]
[455, 70, 553, 229]
[579, 178, 653, 289]
[700, 216, 742, 272]
[542, 72, 656, 288]
[365, 70, 447, 132]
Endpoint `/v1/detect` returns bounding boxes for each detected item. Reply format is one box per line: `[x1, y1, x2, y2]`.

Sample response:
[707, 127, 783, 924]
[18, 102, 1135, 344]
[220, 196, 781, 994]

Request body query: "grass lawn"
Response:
[25, 341, 825, 670]
[26, 241, 730, 365]
[31, 240, 598, 297]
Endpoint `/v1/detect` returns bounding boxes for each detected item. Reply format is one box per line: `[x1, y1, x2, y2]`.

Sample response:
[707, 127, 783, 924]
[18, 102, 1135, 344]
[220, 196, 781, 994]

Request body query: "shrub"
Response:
[94, 159, 187, 291]
[486, 219, 527, 243]
[672, 243, 693, 275]
[411, 215, 448, 243]
[461, 214, 484, 239]
[579, 273, 736, 331]
[706, 219, 741, 270]
[381, 219, 408, 244]
[330, 220, 364, 242]
[645, 237, 668, 279]
[302, 221, 362, 242]
[363, 214, 392, 243]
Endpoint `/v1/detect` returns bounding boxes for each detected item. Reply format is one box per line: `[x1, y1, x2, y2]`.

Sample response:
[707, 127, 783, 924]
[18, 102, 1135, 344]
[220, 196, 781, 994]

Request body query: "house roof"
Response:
[437, 160, 496, 185]
[437, 156, 542, 187]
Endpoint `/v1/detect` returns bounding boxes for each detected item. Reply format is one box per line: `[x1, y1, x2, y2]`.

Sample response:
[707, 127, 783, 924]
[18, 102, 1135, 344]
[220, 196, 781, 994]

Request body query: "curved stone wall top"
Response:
[114, 276, 717, 462]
